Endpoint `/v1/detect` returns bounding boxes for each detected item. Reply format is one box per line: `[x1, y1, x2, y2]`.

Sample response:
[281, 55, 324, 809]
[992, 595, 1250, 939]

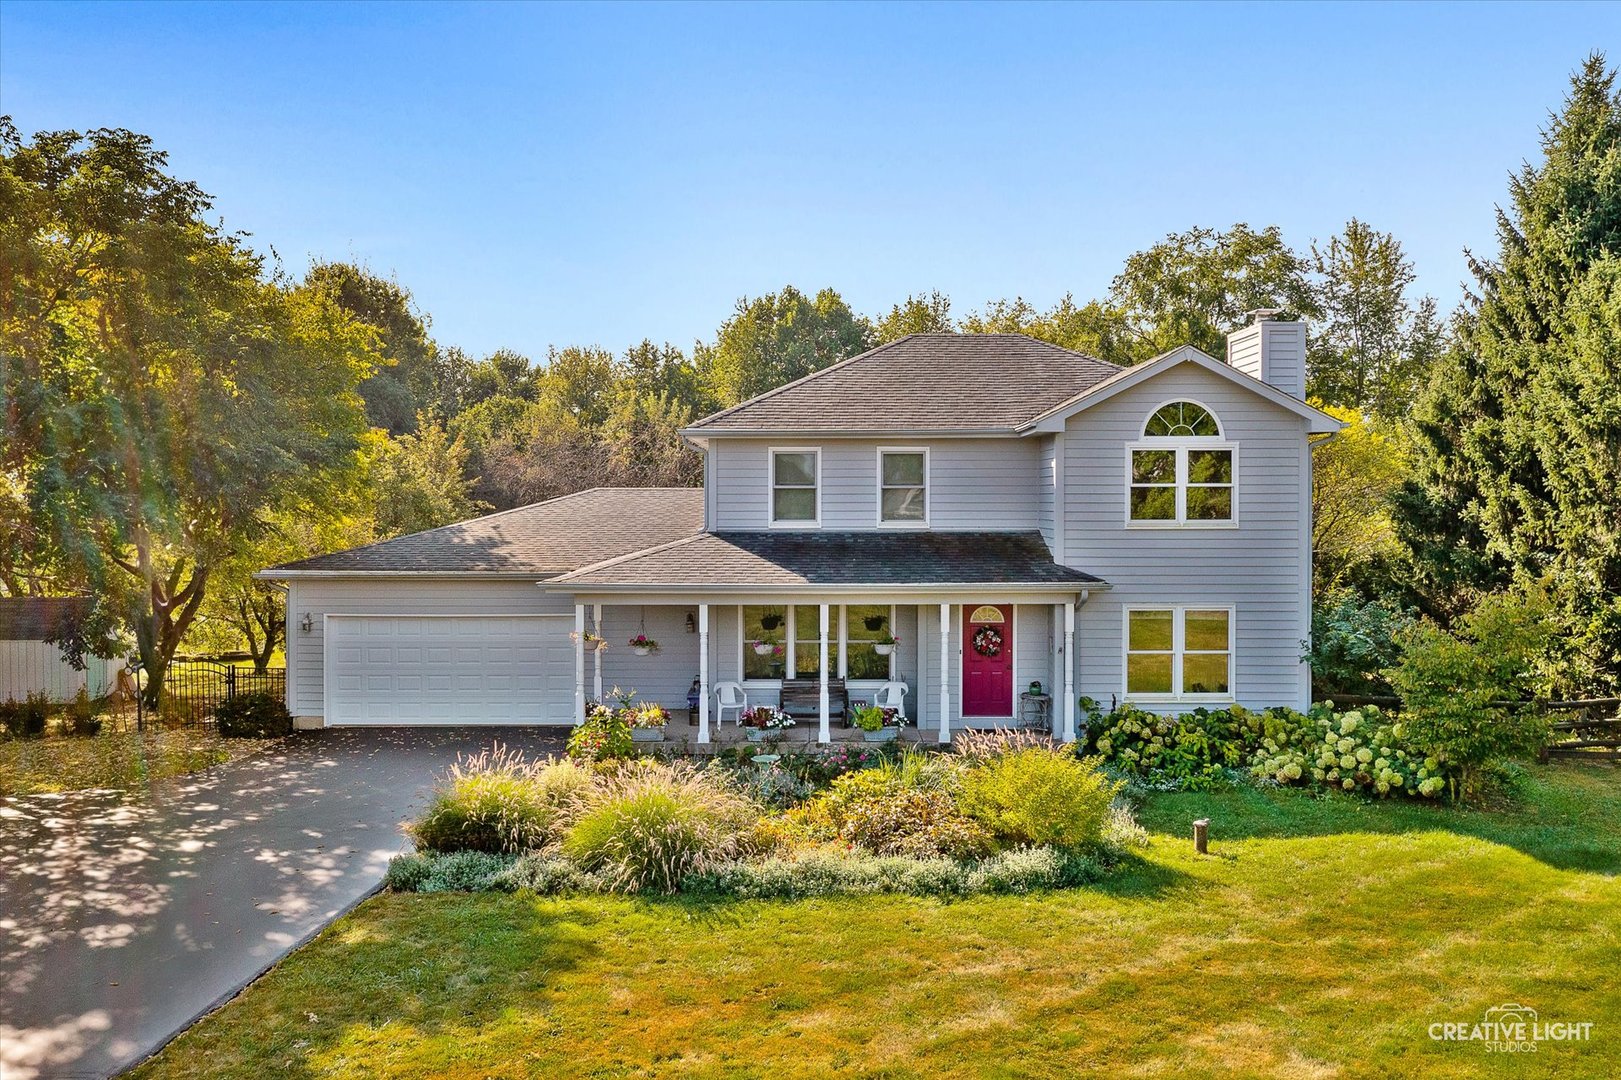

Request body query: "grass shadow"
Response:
[1132, 763, 1621, 874]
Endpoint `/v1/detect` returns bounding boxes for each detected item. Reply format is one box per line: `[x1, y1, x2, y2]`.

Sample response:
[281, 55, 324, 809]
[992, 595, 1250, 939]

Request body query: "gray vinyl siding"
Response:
[1036, 435, 1057, 551]
[595, 605, 700, 710]
[1063, 363, 1311, 711]
[285, 579, 573, 717]
[709, 438, 1041, 531]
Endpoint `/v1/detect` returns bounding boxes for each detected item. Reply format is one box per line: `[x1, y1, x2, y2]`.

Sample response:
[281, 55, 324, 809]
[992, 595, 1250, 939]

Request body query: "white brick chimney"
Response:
[1225, 310, 1306, 399]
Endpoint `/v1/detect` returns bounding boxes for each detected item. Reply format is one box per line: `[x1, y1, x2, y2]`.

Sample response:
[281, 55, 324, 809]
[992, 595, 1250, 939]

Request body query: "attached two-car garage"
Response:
[323, 615, 576, 726]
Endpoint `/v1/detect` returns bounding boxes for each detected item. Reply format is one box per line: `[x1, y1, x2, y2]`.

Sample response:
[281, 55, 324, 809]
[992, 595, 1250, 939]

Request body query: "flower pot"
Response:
[861, 727, 900, 743]
[759, 614, 783, 631]
[631, 726, 666, 743]
[873, 643, 894, 657]
[752, 642, 774, 656]
[632, 646, 652, 656]
[746, 728, 775, 742]
[863, 615, 887, 632]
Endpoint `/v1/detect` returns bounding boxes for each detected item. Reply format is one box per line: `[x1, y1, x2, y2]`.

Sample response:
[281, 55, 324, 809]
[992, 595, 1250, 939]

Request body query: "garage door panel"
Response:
[326, 615, 571, 726]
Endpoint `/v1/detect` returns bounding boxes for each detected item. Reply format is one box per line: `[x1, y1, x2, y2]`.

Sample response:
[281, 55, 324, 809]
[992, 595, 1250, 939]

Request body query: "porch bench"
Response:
[780, 677, 851, 726]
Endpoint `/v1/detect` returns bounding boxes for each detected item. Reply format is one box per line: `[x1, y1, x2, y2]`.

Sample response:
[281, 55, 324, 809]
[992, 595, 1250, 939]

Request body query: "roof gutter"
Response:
[679, 427, 1030, 441]
[539, 581, 1110, 596]
[255, 570, 562, 581]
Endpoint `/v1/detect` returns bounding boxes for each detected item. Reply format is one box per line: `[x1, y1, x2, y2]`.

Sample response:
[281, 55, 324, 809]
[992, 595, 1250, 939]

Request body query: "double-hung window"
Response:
[771, 449, 820, 526]
[1127, 401, 1235, 525]
[1125, 606, 1233, 699]
[878, 448, 928, 526]
[740, 604, 896, 683]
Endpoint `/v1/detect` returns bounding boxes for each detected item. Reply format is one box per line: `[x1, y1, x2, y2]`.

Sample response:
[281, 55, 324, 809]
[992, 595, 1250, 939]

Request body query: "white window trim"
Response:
[768, 446, 822, 528]
[844, 603, 898, 682]
[1124, 441, 1239, 529]
[1121, 604, 1236, 703]
[738, 602, 895, 686]
[875, 446, 930, 529]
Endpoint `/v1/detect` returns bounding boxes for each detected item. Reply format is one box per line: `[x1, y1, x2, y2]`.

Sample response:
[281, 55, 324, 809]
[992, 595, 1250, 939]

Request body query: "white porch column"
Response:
[938, 602, 951, 744]
[698, 603, 710, 744]
[818, 603, 831, 743]
[591, 603, 603, 704]
[573, 604, 586, 725]
[836, 603, 848, 679]
[1062, 600, 1077, 743]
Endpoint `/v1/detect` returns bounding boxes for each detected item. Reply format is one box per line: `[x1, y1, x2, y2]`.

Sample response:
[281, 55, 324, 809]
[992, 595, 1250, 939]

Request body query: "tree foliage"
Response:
[1393, 53, 1621, 690]
[0, 121, 377, 702]
[1108, 223, 1321, 362]
[699, 286, 873, 406]
[1307, 219, 1446, 416]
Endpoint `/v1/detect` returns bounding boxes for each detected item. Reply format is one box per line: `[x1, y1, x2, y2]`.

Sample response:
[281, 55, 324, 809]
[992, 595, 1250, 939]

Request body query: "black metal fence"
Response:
[135, 661, 286, 728]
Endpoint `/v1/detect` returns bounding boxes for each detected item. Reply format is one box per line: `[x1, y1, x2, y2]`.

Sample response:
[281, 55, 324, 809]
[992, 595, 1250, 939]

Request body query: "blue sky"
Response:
[2, 1, 1616, 359]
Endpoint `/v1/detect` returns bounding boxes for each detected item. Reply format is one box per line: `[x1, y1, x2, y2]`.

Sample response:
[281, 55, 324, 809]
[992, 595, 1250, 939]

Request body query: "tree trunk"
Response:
[125, 545, 211, 710]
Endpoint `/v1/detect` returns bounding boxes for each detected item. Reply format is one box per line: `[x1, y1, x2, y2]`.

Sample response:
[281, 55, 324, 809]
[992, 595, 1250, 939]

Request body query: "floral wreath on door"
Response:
[971, 626, 1003, 657]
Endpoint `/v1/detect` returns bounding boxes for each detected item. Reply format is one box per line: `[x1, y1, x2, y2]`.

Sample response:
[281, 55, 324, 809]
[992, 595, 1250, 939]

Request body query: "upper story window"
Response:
[771, 448, 820, 526]
[1128, 401, 1235, 526]
[878, 448, 928, 526]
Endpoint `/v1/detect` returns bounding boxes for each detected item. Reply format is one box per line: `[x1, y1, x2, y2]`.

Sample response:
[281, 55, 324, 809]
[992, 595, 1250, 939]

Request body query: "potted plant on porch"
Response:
[739, 705, 794, 742]
[627, 703, 670, 742]
[852, 703, 906, 742]
[872, 631, 899, 657]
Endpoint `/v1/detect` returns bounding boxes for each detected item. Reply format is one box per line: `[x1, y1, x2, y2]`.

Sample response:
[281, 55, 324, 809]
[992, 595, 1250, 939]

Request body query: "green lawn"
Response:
[136, 765, 1621, 1079]
[0, 728, 275, 797]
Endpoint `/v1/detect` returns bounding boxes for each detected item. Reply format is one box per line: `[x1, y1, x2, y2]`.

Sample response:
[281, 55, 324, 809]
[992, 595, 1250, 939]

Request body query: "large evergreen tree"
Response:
[1394, 54, 1621, 690]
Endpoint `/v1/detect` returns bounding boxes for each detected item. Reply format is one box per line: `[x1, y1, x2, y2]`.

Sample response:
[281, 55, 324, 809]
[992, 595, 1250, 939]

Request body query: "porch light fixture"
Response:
[299, 613, 313, 634]
[685, 611, 697, 634]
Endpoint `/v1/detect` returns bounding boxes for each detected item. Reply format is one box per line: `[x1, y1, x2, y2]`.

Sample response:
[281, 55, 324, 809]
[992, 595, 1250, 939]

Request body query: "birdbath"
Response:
[751, 753, 781, 769]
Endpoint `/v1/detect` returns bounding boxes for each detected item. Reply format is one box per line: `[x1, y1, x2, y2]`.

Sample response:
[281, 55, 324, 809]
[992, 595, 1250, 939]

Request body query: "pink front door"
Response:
[962, 604, 1013, 717]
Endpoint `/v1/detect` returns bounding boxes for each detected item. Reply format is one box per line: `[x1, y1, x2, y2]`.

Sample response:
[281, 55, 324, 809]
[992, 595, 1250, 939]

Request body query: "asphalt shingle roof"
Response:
[685, 333, 1122, 434]
[264, 488, 705, 575]
[554, 531, 1105, 588]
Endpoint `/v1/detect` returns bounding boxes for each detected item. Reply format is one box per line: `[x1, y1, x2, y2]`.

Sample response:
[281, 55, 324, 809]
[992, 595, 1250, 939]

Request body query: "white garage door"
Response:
[325, 615, 575, 725]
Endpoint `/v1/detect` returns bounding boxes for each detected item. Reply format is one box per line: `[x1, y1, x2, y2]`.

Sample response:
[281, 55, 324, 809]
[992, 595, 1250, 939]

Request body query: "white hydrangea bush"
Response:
[1249, 704, 1450, 798]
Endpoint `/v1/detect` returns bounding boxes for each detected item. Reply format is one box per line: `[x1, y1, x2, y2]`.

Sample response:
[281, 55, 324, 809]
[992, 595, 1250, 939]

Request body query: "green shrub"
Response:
[793, 767, 992, 859]
[383, 853, 433, 891]
[1387, 589, 1554, 799]
[686, 846, 1110, 900]
[410, 748, 589, 853]
[561, 762, 759, 893]
[1305, 590, 1414, 696]
[1085, 703, 1256, 789]
[959, 749, 1120, 851]
[383, 851, 520, 892]
[1249, 704, 1451, 798]
[492, 854, 602, 894]
[418, 851, 518, 892]
[213, 692, 292, 738]
[61, 688, 102, 737]
[0, 693, 49, 738]
[566, 706, 633, 763]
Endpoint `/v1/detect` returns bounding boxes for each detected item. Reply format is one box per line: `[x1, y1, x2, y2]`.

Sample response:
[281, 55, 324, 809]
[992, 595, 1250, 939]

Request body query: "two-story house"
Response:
[261, 315, 1340, 742]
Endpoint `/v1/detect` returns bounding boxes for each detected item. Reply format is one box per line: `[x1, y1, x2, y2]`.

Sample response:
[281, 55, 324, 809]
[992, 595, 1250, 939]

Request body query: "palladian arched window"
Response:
[1128, 401, 1234, 525]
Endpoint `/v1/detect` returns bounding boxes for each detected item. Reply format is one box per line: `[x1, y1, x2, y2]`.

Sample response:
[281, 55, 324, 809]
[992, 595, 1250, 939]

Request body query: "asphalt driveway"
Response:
[0, 727, 566, 1080]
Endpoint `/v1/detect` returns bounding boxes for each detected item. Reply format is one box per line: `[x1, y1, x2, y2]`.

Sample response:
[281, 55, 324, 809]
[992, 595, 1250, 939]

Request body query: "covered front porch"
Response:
[548, 530, 1106, 745]
[566, 597, 1089, 745]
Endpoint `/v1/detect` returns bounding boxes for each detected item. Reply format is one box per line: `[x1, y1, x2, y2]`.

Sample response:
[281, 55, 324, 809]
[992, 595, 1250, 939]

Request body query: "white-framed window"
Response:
[1123, 605, 1234, 700]
[739, 603, 896, 684]
[1126, 400, 1236, 527]
[770, 448, 820, 527]
[877, 448, 928, 527]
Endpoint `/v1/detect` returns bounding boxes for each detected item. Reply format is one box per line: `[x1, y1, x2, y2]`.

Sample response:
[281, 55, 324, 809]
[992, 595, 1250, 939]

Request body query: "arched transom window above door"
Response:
[1128, 401, 1236, 526]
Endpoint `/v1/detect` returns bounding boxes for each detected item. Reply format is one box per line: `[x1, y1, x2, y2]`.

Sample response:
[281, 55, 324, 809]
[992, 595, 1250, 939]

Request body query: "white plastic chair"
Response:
[713, 681, 748, 726]
[873, 681, 909, 721]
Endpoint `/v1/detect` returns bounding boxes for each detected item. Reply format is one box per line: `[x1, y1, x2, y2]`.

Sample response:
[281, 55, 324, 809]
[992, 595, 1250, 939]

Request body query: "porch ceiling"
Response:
[548, 530, 1106, 593]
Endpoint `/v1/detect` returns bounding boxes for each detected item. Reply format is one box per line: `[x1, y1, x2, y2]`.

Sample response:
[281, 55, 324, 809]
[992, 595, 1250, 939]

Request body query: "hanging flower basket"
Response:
[751, 640, 783, 657]
[862, 614, 888, 632]
[627, 634, 658, 656]
[872, 632, 899, 657]
[759, 612, 784, 631]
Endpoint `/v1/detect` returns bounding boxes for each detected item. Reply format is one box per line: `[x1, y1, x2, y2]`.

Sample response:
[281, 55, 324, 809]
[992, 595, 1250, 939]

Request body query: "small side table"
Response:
[1018, 692, 1052, 730]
